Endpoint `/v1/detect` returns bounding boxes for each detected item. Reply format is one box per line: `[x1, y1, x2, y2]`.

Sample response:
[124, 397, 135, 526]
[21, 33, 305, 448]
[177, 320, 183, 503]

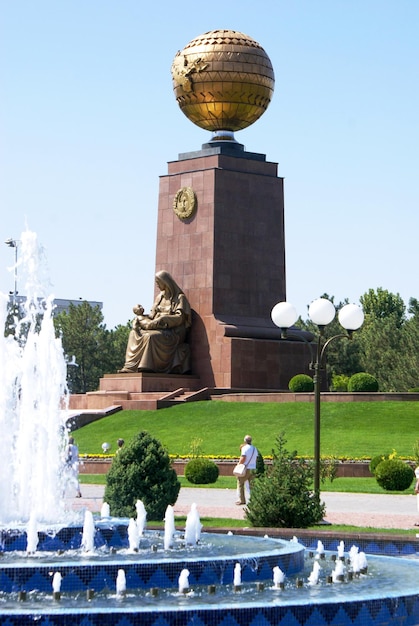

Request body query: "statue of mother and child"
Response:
[118, 270, 192, 374]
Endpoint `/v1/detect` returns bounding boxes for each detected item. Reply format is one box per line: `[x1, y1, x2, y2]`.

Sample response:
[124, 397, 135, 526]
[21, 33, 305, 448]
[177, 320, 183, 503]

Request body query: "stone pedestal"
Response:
[155, 141, 309, 388]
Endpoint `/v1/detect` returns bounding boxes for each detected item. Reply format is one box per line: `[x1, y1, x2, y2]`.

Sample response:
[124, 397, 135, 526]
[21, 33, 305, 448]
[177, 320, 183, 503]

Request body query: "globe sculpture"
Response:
[171, 29, 275, 136]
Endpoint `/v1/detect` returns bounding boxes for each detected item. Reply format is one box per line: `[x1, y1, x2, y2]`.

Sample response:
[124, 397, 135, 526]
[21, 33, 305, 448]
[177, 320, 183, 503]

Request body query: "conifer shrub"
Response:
[288, 374, 314, 392]
[375, 459, 414, 491]
[245, 433, 325, 528]
[104, 430, 180, 520]
[184, 458, 219, 484]
[348, 372, 379, 392]
[255, 451, 265, 476]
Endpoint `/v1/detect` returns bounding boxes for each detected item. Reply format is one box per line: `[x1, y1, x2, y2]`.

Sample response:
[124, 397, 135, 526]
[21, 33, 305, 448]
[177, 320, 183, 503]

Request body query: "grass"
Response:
[73, 400, 419, 460]
[80, 474, 414, 496]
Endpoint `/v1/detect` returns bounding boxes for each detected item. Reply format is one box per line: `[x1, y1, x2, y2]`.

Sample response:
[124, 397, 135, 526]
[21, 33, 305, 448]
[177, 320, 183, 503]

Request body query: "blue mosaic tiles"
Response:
[1, 528, 419, 625]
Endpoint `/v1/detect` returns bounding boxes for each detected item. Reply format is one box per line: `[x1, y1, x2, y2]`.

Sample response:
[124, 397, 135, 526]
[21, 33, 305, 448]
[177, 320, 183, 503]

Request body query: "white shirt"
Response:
[241, 443, 258, 469]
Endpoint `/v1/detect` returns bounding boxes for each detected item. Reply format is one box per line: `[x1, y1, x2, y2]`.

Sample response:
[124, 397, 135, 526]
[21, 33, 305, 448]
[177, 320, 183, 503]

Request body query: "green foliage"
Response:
[73, 400, 419, 460]
[184, 458, 219, 484]
[54, 302, 107, 393]
[245, 433, 325, 528]
[348, 372, 379, 392]
[330, 374, 350, 392]
[369, 454, 389, 475]
[374, 459, 414, 491]
[255, 452, 265, 476]
[288, 374, 314, 392]
[104, 431, 180, 519]
[188, 438, 203, 458]
[360, 287, 406, 327]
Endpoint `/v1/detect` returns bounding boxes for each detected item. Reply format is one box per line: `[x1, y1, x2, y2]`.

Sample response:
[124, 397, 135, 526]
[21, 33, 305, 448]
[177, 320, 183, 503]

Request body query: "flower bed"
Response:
[79, 457, 375, 478]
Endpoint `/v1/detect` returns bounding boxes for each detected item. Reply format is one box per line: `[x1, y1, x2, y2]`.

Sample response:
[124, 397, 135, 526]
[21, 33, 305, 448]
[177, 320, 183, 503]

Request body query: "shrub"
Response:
[288, 374, 314, 392]
[185, 458, 219, 484]
[330, 374, 349, 392]
[104, 430, 180, 520]
[348, 372, 379, 392]
[369, 454, 389, 475]
[255, 451, 265, 477]
[375, 459, 414, 491]
[245, 432, 325, 528]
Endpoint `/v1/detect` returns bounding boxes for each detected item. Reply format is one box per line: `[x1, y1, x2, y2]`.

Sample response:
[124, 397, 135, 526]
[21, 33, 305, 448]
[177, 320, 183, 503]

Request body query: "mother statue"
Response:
[118, 270, 192, 374]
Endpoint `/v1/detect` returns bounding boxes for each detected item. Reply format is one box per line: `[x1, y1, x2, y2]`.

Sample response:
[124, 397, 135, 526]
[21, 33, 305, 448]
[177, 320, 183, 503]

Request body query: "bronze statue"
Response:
[119, 271, 192, 374]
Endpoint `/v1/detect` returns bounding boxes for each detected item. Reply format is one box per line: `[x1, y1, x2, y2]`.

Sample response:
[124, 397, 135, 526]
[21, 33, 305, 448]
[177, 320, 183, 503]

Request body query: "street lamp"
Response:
[271, 298, 364, 499]
[4, 238, 19, 305]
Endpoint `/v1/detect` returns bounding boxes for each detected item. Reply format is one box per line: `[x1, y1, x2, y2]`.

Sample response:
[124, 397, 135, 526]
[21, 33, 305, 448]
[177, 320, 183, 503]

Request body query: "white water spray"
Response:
[116, 569, 126, 596]
[0, 230, 71, 526]
[52, 572, 62, 593]
[81, 510, 95, 552]
[272, 566, 285, 588]
[164, 504, 176, 550]
[184, 503, 202, 545]
[26, 512, 39, 553]
[233, 563, 242, 587]
[128, 518, 139, 552]
[135, 500, 147, 536]
[307, 560, 321, 585]
[178, 568, 190, 593]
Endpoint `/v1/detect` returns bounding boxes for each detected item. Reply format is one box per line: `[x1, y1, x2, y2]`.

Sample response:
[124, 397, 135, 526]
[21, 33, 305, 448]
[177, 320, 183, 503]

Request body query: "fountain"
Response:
[1, 229, 419, 626]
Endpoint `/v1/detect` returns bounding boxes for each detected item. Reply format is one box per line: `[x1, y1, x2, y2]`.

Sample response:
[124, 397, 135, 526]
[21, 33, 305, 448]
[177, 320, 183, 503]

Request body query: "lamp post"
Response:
[271, 298, 364, 499]
[4, 238, 19, 306]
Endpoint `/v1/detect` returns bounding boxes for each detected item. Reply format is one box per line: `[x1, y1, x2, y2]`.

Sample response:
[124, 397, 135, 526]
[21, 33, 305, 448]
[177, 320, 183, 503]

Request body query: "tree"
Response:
[357, 312, 404, 391]
[245, 433, 325, 528]
[54, 301, 109, 393]
[104, 431, 180, 519]
[360, 287, 406, 328]
[100, 323, 131, 375]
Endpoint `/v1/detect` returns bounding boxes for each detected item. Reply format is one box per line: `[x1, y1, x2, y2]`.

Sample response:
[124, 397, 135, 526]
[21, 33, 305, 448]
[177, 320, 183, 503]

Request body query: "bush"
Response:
[255, 451, 265, 477]
[369, 454, 389, 475]
[104, 430, 180, 520]
[288, 374, 314, 392]
[348, 372, 379, 392]
[185, 458, 219, 484]
[375, 459, 414, 491]
[245, 433, 325, 528]
[330, 374, 349, 392]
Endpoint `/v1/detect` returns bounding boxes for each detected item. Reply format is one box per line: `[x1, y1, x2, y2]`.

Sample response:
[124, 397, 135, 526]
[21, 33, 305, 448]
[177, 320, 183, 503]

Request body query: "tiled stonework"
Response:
[155, 143, 309, 388]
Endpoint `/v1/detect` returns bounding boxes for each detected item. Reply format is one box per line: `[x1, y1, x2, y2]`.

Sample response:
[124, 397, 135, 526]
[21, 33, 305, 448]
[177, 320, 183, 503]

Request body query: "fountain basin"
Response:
[1, 549, 419, 626]
[0, 531, 304, 593]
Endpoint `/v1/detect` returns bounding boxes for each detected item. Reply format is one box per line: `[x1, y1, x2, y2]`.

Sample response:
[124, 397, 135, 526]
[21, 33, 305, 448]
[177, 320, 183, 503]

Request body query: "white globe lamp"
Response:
[308, 298, 336, 326]
[271, 302, 298, 329]
[338, 303, 364, 331]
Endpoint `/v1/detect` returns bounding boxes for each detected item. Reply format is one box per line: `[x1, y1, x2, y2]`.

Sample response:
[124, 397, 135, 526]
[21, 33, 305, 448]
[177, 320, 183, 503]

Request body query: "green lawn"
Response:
[73, 400, 419, 460]
[80, 474, 413, 496]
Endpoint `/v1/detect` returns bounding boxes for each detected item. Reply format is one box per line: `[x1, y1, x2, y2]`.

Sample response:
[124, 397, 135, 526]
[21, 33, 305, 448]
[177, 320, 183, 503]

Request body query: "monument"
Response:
[86, 29, 311, 411]
[154, 29, 308, 389]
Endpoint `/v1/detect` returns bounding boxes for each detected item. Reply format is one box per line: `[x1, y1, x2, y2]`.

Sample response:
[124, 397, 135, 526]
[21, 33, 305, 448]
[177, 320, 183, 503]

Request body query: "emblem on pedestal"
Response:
[173, 187, 196, 220]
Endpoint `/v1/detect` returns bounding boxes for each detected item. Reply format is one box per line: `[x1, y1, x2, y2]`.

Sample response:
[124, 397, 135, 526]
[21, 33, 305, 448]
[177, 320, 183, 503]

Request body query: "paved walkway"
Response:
[68, 485, 419, 530]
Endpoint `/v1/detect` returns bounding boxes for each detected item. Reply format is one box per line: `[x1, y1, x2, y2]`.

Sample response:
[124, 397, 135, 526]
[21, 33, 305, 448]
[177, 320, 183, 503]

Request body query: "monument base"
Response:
[68, 372, 202, 411]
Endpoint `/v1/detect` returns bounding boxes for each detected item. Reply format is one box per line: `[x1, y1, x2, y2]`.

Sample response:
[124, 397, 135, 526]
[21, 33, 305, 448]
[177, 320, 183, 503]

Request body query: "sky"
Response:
[1, 0, 418, 328]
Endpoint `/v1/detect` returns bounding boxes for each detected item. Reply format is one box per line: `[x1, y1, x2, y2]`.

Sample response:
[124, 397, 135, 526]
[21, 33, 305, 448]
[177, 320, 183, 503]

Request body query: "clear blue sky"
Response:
[1, 1, 418, 328]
